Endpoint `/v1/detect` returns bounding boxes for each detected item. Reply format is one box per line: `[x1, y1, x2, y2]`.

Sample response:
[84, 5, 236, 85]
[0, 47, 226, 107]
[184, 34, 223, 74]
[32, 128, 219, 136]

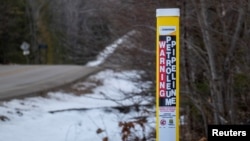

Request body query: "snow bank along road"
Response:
[0, 65, 101, 100]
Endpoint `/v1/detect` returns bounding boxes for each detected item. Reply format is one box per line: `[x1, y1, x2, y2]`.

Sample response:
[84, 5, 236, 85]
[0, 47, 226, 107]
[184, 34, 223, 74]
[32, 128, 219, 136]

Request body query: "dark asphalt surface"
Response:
[0, 65, 101, 100]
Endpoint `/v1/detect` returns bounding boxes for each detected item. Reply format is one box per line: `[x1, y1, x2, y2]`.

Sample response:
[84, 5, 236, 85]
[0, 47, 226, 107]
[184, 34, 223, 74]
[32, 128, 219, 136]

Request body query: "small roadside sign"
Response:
[23, 50, 30, 56]
[20, 41, 30, 51]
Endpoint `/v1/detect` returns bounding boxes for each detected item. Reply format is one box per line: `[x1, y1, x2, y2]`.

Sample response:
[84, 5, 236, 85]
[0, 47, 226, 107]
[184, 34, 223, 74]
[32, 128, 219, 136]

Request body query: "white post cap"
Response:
[156, 8, 180, 17]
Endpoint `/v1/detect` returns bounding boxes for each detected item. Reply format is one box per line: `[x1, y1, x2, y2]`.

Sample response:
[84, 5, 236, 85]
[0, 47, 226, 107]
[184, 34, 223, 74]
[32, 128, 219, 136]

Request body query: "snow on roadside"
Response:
[0, 69, 155, 141]
[0, 29, 155, 141]
[86, 30, 137, 67]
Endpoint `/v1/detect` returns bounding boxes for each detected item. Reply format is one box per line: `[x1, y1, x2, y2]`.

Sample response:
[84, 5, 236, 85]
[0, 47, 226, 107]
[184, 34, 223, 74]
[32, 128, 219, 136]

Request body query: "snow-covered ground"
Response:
[0, 33, 155, 141]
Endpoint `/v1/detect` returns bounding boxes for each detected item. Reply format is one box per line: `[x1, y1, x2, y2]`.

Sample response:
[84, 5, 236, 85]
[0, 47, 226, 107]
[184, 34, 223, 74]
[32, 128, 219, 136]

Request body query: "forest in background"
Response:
[1, 0, 250, 140]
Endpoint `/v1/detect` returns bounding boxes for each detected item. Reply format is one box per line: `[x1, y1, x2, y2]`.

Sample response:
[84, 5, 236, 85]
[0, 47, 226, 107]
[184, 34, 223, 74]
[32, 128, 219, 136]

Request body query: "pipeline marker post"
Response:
[156, 8, 180, 141]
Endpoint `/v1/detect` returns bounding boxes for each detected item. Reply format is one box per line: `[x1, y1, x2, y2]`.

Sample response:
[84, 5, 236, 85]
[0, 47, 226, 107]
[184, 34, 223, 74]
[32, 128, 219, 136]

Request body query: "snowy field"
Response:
[0, 69, 155, 141]
[0, 33, 156, 141]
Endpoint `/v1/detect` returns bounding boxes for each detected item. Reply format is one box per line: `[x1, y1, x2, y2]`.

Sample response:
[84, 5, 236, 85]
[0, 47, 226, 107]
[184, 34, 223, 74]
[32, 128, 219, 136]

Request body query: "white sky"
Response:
[0, 34, 156, 141]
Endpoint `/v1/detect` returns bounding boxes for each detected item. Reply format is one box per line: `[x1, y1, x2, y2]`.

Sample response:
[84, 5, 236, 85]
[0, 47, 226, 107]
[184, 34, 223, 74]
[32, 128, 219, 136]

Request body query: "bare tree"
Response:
[181, 0, 250, 139]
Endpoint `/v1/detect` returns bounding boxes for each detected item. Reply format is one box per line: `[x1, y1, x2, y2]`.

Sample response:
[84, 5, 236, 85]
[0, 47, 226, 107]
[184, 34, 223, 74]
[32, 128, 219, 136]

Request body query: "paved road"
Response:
[0, 65, 101, 100]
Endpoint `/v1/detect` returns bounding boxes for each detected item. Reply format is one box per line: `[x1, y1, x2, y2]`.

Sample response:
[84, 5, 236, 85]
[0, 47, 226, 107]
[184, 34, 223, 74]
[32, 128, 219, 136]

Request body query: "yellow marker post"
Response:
[156, 8, 180, 141]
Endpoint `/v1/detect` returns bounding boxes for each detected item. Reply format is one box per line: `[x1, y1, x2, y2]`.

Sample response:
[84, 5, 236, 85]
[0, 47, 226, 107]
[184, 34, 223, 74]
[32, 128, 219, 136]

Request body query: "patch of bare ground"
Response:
[58, 78, 103, 96]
